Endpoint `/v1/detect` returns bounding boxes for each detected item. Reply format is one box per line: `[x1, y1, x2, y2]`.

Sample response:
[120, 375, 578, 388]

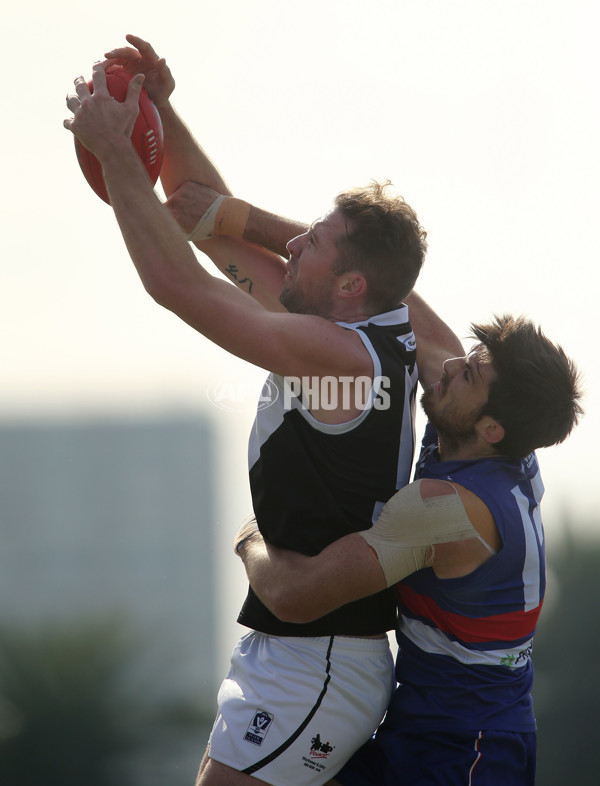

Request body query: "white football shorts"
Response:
[207, 631, 395, 786]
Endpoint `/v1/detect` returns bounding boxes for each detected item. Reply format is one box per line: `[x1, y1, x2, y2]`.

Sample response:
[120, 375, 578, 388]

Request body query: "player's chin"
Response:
[279, 286, 293, 307]
[420, 386, 437, 416]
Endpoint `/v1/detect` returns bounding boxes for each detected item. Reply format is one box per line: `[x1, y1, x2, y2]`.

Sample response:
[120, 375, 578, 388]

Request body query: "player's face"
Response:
[421, 347, 497, 441]
[280, 208, 348, 317]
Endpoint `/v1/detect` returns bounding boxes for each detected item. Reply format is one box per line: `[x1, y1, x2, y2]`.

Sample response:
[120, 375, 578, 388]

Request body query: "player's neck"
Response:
[325, 304, 373, 323]
[438, 435, 500, 463]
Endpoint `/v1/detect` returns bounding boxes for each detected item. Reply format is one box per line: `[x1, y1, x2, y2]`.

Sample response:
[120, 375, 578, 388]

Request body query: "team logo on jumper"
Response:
[309, 733, 335, 759]
[244, 709, 274, 746]
[398, 334, 416, 351]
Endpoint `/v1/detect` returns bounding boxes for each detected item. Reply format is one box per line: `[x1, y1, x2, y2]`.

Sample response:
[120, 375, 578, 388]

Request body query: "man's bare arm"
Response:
[236, 480, 500, 622]
[105, 36, 304, 309]
[166, 183, 305, 311]
[405, 291, 464, 389]
[104, 35, 230, 198]
[64, 67, 372, 383]
[188, 236, 289, 313]
[236, 527, 387, 624]
[97, 39, 462, 372]
[168, 186, 463, 367]
[167, 181, 307, 257]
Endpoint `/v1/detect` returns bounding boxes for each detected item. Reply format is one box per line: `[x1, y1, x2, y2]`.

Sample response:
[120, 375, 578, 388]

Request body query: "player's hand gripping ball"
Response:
[74, 66, 163, 204]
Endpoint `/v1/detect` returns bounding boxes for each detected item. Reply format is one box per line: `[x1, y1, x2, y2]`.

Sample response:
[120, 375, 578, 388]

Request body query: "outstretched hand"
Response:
[104, 34, 175, 108]
[64, 63, 144, 158]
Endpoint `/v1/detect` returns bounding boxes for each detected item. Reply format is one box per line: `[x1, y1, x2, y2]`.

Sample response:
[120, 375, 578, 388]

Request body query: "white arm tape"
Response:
[187, 195, 227, 241]
[359, 479, 479, 587]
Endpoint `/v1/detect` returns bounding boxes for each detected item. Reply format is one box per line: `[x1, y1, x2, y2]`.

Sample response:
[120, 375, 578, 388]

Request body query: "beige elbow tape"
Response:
[187, 195, 251, 241]
[359, 479, 479, 587]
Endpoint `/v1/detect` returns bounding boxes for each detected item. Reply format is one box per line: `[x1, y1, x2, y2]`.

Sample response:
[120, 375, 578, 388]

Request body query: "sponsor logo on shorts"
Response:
[244, 709, 274, 746]
[309, 733, 335, 759]
[301, 733, 336, 774]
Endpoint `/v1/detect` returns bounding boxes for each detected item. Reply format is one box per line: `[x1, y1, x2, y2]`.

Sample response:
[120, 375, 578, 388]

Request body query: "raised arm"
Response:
[104, 35, 305, 309]
[405, 291, 464, 389]
[64, 66, 371, 382]
[166, 183, 462, 359]
[104, 34, 230, 198]
[166, 183, 306, 310]
[167, 182, 306, 258]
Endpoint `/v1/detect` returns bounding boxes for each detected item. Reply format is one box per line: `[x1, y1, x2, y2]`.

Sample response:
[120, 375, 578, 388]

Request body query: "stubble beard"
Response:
[420, 385, 479, 447]
[279, 284, 334, 317]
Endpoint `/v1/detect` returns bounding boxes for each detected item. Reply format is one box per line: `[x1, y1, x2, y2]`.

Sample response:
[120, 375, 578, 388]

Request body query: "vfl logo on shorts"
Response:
[244, 709, 274, 746]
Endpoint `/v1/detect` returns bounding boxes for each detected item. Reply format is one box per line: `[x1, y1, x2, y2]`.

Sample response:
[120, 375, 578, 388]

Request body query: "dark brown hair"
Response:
[332, 181, 427, 311]
[473, 315, 583, 459]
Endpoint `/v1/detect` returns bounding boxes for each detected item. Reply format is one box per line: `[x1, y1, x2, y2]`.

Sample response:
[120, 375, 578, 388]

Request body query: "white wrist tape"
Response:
[187, 195, 251, 242]
[359, 479, 479, 587]
[187, 195, 227, 241]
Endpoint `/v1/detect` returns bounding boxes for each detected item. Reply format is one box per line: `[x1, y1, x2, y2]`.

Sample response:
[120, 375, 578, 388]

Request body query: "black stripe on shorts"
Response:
[242, 635, 335, 775]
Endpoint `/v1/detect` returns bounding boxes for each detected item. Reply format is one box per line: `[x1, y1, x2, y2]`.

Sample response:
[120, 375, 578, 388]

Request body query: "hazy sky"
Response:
[3, 1, 598, 654]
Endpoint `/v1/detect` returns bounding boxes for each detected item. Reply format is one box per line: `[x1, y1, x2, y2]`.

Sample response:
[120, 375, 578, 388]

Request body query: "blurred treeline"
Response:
[0, 533, 597, 785]
[0, 617, 213, 785]
[533, 532, 600, 786]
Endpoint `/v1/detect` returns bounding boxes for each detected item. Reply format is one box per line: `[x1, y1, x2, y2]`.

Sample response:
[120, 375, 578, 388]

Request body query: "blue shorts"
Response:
[335, 726, 536, 786]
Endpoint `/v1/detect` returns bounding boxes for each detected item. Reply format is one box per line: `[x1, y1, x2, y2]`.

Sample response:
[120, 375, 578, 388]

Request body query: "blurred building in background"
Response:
[0, 416, 218, 783]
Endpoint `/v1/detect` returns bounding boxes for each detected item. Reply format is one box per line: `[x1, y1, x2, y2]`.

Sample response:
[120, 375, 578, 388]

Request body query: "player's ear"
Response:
[475, 415, 505, 446]
[338, 272, 367, 299]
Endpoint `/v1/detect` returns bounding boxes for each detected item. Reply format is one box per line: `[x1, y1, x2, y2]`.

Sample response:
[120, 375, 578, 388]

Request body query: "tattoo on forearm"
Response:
[225, 264, 254, 294]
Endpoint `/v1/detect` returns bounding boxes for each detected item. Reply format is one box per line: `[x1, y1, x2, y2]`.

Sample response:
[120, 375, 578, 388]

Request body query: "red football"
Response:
[74, 66, 164, 204]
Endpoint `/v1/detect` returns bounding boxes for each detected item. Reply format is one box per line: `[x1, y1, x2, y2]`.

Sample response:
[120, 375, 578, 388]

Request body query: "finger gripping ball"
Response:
[74, 66, 164, 204]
